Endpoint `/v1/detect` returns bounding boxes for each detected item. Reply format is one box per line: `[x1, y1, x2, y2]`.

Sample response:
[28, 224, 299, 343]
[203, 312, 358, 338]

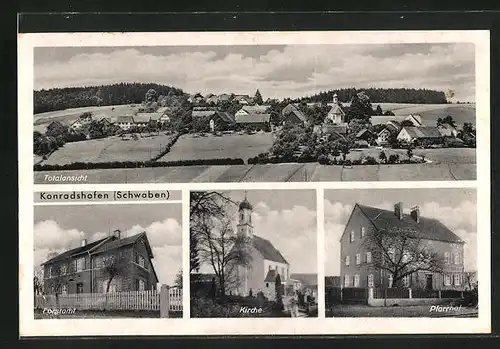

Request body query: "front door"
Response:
[76, 283, 84, 294]
[426, 274, 433, 290]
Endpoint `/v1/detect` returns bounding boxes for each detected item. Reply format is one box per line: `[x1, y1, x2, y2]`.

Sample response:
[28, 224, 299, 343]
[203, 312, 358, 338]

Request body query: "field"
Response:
[34, 104, 140, 132]
[41, 133, 175, 165]
[372, 103, 476, 127]
[158, 132, 274, 162]
[411, 148, 476, 164]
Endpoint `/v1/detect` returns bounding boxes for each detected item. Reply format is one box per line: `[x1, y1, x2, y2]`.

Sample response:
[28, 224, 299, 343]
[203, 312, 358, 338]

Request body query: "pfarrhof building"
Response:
[340, 202, 465, 290]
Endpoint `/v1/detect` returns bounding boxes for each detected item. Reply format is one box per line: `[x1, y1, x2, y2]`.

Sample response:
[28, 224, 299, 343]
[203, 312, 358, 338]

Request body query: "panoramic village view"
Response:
[190, 190, 318, 317]
[324, 188, 478, 317]
[33, 44, 476, 183]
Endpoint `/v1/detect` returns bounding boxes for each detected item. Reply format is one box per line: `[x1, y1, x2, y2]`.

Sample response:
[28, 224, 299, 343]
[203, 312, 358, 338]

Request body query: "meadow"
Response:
[158, 132, 274, 163]
[41, 133, 175, 165]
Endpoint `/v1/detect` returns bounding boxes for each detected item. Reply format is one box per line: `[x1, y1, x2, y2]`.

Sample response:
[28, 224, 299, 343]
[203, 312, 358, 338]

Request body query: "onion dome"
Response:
[239, 198, 253, 211]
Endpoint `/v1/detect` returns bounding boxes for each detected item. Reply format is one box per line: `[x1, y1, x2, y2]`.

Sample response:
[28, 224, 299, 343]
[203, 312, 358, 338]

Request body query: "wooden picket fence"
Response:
[35, 287, 182, 313]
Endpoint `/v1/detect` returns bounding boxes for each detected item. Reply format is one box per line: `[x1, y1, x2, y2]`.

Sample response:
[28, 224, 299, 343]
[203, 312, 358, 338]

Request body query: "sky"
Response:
[34, 203, 182, 286]
[34, 43, 475, 102]
[324, 188, 477, 276]
[196, 189, 317, 275]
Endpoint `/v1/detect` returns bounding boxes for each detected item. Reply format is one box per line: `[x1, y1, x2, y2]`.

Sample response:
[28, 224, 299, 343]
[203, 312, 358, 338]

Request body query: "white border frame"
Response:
[19, 30, 491, 336]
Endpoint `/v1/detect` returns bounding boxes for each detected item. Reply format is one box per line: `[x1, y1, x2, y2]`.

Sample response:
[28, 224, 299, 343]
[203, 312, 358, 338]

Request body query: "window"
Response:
[454, 253, 460, 265]
[240, 213, 244, 221]
[355, 253, 361, 265]
[350, 231, 355, 243]
[366, 252, 372, 263]
[345, 255, 350, 266]
[266, 283, 269, 288]
[368, 274, 374, 288]
[444, 274, 451, 286]
[444, 252, 450, 264]
[402, 275, 410, 287]
[344, 275, 350, 287]
[138, 279, 145, 291]
[76, 257, 85, 272]
[60, 264, 67, 275]
[453, 274, 461, 286]
[138, 255, 145, 268]
[361, 227, 365, 238]
[61, 284, 68, 295]
[354, 274, 360, 287]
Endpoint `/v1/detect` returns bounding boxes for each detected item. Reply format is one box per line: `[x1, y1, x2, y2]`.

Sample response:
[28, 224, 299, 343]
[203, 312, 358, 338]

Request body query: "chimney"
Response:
[394, 202, 403, 220]
[410, 206, 420, 223]
[81, 239, 87, 247]
[113, 229, 121, 239]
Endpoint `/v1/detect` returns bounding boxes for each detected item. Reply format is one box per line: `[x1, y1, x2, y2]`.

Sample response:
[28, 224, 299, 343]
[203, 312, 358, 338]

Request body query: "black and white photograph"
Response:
[33, 203, 183, 319]
[33, 42, 476, 184]
[190, 189, 318, 318]
[324, 188, 478, 318]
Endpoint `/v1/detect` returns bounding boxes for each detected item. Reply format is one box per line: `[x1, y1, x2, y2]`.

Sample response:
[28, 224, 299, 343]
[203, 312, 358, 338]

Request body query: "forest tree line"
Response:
[34, 83, 186, 114]
[300, 88, 448, 104]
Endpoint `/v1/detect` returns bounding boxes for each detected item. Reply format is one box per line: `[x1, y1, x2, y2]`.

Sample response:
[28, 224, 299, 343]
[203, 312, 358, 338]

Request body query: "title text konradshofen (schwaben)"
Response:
[37, 190, 170, 201]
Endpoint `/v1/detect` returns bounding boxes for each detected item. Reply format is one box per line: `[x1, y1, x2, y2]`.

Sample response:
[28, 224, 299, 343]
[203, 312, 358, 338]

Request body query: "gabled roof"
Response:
[156, 106, 172, 114]
[264, 269, 279, 282]
[328, 104, 345, 116]
[356, 128, 373, 138]
[385, 123, 400, 133]
[41, 237, 112, 265]
[134, 113, 154, 123]
[241, 105, 268, 114]
[401, 126, 442, 139]
[236, 114, 271, 123]
[356, 204, 464, 243]
[253, 235, 289, 264]
[117, 115, 135, 124]
[406, 114, 423, 126]
[290, 273, 318, 286]
[92, 232, 154, 257]
[282, 104, 308, 123]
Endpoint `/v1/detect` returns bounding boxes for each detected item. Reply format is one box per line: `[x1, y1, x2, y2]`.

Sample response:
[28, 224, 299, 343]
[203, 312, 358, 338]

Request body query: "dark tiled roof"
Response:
[253, 235, 289, 264]
[217, 111, 236, 123]
[356, 128, 373, 138]
[92, 232, 153, 257]
[290, 273, 318, 286]
[116, 115, 135, 123]
[402, 126, 442, 139]
[282, 104, 308, 123]
[241, 105, 268, 114]
[236, 113, 271, 123]
[42, 237, 110, 265]
[264, 269, 278, 282]
[357, 204, 464, 243]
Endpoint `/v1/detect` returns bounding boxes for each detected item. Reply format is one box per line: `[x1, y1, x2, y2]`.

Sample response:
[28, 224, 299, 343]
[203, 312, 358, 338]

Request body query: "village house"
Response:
[42, 230, 159, 295]
[397, 126, 443, 145]
[340, 203, 465, 291]
[116, 115, 135, 130]
[70, 113, 93, 131]
[281, 104, 310, 127]
[405, 114, 423, 127]
[191, 107, 235, 132]
[437, 123, 459, 138]
[234, 95, 254, 105]
[235, 105, 269, 118]
[235, 114, 271, 131]
[355, 129, 375, 142]
[45, 121, 69, 137]
[188, 93, 204, 104]
[229, 196, 300, 300]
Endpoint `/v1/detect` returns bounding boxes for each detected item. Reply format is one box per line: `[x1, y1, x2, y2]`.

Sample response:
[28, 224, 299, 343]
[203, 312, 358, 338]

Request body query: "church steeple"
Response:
[333, 92, 338, 105]
[237, 191, 253, 238]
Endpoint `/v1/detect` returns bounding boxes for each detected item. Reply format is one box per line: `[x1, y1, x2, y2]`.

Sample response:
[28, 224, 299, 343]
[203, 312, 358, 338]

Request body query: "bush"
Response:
[363, 156, 378, 165]
[34, 157, 245, 171]
[343, 159, 352, 166]
[387, 154, 400, 164]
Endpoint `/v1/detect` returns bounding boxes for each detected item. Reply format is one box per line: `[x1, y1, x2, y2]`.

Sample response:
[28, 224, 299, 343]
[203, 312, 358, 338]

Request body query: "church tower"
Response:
[237, 192, 254, 238]
[333, 92, 338, 105]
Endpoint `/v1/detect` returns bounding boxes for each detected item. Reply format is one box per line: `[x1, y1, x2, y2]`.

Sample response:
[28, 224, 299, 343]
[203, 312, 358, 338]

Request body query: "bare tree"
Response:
[101, 249, 129, 293]
[174, 268, 183, 288]
[464, 271, 477, 290]
[190, 191, 236, 273]
[363, 226, 444, 288]
[197, 214, 253, 297]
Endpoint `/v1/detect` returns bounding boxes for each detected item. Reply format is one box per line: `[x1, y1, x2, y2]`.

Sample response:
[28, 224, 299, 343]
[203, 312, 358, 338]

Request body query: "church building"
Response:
[229, 195, 300, 300]
[320, 92, 349, 136]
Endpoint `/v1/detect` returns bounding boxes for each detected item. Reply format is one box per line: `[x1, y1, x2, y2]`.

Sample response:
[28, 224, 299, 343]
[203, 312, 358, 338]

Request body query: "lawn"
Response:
[42, 133, 175, 165]
[327, 305, 478, 318]
[33, 104, 140, 132]
[158, 132, 274, 163]
[410, 148, 476, 164]
[346, 147, 404, 162]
